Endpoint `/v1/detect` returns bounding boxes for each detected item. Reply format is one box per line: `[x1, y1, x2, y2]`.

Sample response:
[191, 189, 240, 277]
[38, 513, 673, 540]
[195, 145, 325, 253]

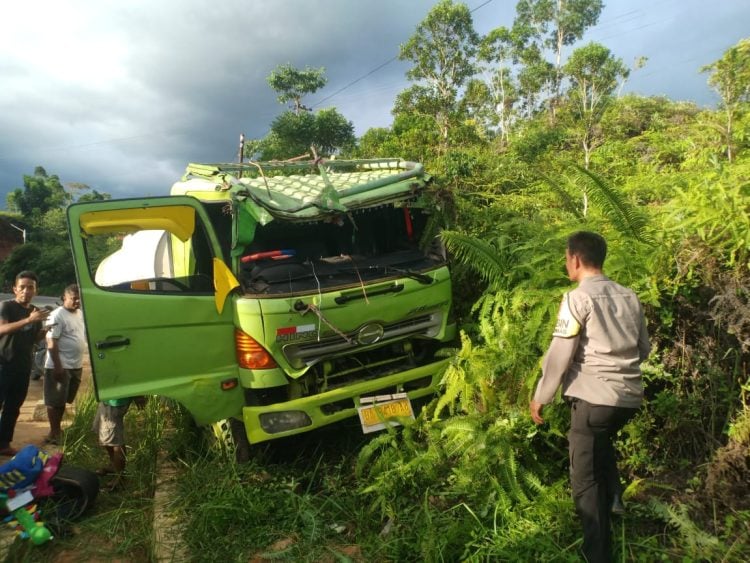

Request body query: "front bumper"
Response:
[241, 357, 449, 443]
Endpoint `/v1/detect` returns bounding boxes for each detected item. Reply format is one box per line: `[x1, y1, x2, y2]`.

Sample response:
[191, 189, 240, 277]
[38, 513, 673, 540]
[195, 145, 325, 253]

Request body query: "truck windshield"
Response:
[239, 203, 445, 295]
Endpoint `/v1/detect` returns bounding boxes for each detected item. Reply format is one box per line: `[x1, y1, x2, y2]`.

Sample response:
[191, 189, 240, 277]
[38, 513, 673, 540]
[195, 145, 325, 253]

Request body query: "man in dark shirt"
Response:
[0, 271, 50, 455]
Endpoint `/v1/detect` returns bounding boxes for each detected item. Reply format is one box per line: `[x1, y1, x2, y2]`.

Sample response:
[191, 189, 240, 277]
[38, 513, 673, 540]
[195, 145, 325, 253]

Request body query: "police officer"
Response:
[529, 231, 650, 563]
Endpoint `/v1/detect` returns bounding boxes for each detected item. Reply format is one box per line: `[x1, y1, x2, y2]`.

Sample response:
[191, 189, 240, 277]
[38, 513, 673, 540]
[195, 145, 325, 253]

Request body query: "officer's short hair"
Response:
[567, 231, 606, 268]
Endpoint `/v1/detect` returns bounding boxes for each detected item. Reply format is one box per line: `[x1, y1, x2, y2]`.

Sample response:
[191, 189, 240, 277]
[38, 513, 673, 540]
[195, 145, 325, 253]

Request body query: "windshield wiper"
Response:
[384, 266, 433, 284]
[336, 265, 432, 284]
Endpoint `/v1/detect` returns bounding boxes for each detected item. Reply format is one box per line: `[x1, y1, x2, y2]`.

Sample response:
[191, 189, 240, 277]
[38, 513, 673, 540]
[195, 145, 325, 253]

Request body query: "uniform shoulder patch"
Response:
[552, 294, 581, 338]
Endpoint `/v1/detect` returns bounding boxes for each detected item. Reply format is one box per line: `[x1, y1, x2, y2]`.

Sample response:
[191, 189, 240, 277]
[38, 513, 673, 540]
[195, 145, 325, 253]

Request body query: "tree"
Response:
[477, 26, 521, 142]
[313, 108, 355, 155]
[513, 0, 603, 113]
[255, 66, 356, 160]
[267, 64, 327, 115]
[257, 108, 355, 160]
[6, 167, 70, 222]
[564, 42, 629, 172]
[701, 38, 750, 162]
[76, 189, 111, 203]
[515, 42, 554, 118]
[2, 168, 110, 292]
[260, 111, 318, 160]
[399, 0, 479, 147]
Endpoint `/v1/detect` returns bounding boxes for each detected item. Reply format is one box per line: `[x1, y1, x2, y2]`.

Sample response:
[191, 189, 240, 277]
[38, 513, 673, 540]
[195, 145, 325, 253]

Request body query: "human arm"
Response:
[529, 292, 584, 425]
[637, 309, 651, 363]
[46, 335, 64, 381]
[530, 335, 579, 424]
[0, 306, 49, 337]
[529, 400, 545, 425]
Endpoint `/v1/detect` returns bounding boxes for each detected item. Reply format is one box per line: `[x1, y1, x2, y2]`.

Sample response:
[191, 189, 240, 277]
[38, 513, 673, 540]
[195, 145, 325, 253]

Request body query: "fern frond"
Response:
[441, 230, 513, 291]
[440, 418, 481, 456]
[355, 432, 394, 478]
[648, 499, 722, 556]
[571, 165, 653, 244]
[537, 172, 585, 220]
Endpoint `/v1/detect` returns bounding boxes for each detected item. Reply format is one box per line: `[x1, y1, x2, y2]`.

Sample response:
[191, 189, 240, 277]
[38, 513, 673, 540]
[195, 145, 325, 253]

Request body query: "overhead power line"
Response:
[311, 0, 495, 109]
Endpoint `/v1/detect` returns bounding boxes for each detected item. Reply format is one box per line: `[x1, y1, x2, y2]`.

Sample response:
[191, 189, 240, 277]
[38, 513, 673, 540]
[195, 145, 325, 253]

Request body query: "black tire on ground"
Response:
[45, 465, 100, 523]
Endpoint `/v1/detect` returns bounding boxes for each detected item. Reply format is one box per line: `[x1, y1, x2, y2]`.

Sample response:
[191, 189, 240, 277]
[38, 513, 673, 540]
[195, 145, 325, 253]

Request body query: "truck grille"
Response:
[282, 312, 443, 369]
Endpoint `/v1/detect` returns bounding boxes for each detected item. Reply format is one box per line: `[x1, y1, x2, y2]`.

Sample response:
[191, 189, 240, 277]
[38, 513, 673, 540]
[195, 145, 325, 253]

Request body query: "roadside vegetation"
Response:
[2, 1, 749, 560]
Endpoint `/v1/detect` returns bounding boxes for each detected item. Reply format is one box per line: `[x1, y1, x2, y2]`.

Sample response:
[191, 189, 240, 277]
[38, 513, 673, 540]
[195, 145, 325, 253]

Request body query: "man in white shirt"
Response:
[43, 284, 86, 444]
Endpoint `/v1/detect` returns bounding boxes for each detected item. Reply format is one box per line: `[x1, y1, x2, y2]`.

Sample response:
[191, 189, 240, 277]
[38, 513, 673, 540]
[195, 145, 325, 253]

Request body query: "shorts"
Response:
[43, 368, 83, 408]
[92, 402, 130, 447]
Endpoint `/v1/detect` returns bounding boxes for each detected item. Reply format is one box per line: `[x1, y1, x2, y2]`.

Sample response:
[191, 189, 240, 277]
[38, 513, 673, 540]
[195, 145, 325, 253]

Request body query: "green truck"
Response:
[68, 158, 454, 456]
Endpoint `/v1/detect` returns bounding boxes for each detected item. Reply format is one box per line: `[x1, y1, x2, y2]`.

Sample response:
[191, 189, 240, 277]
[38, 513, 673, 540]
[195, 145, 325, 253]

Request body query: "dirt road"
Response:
[11, 376, 64, 453]
[11, 351, 92, 452]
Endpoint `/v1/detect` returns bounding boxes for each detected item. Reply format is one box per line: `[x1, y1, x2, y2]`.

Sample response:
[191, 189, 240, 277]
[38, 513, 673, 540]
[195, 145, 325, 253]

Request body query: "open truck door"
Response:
[67, 197, 243, 425]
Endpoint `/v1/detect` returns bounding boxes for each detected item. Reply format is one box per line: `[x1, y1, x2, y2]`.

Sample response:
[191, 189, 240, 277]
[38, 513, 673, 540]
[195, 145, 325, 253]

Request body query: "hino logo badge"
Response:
[357, 323, 384, 345]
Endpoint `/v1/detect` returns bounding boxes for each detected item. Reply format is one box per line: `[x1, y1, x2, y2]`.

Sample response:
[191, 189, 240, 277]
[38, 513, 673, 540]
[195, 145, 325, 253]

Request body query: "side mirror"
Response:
[213, 258, 240, 314]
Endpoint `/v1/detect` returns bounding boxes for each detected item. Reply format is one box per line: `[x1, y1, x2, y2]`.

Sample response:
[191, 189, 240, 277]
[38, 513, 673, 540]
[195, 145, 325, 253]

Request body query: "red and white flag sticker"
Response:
[276, 324, 316, 336]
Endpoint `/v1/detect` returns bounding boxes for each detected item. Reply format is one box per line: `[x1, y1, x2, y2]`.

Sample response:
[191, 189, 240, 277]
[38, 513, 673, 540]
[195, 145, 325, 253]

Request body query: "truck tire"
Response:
[211, 418, 252, 463]
[229, 418, 252, 464]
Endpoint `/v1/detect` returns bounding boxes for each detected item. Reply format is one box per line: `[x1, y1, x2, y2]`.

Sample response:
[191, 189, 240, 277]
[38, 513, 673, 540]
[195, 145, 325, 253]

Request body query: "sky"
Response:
[1, 0, 748, 204]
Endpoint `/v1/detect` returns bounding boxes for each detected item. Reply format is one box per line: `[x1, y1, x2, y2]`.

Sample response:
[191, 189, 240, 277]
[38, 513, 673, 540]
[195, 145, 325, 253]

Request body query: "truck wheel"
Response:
[229, 418, 252, 464]
[211, 418, 252, 463]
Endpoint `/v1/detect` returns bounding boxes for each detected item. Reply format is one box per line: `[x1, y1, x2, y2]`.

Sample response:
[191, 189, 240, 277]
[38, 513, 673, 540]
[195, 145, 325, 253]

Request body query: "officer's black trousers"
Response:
[568, 399, 637, 563]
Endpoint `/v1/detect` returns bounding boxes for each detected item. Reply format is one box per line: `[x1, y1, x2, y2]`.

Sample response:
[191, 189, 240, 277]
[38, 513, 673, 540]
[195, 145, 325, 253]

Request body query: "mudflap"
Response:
[39, 465, 100, 536]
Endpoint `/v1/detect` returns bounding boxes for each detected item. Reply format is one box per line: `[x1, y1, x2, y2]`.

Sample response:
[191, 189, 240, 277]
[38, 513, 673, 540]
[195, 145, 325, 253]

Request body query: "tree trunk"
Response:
[726, 107, 734, 162]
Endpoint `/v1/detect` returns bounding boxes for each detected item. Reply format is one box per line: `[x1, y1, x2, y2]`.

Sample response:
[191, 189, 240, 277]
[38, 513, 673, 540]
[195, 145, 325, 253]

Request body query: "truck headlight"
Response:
[259, 411, 312, 434]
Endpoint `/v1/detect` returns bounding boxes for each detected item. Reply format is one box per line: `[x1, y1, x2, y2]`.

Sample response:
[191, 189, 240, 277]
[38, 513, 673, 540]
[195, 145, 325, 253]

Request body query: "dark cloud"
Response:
[1, 0, 747, 202]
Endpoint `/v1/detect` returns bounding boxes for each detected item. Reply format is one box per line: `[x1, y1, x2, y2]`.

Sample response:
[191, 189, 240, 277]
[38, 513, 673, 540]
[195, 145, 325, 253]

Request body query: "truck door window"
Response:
[81, 207, 214, 294]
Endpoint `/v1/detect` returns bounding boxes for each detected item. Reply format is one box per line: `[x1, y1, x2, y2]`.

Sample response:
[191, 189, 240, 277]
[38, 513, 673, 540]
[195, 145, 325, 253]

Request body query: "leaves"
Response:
[267, 63, 327, 114]
[568, 164, 653, 243]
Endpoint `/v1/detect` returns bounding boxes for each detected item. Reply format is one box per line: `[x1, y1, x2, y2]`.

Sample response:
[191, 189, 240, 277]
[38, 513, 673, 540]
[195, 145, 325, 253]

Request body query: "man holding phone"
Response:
[0, 271, 50, 456]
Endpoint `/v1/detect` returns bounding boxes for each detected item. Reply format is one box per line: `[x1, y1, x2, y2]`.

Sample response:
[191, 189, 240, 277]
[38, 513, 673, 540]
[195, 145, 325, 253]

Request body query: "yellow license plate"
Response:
[358, 397, 414, 433]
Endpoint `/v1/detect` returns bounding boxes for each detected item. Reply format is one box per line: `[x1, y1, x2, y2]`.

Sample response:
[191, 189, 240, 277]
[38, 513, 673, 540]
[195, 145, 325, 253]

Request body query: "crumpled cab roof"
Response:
[170, 158, 431, 222]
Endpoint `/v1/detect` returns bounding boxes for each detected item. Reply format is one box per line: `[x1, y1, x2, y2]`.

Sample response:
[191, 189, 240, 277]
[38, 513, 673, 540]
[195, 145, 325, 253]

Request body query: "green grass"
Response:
[9, 391, 747, 562]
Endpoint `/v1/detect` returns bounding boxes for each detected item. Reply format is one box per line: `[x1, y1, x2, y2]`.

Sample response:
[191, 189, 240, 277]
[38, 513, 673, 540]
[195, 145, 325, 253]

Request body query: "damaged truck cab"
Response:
[68, 158, 454, 448]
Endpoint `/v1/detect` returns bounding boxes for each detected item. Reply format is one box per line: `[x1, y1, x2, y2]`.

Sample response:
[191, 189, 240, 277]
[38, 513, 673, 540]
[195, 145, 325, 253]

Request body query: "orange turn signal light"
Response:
[235, 329, 278, 369]
[220, 378, 238, 391]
